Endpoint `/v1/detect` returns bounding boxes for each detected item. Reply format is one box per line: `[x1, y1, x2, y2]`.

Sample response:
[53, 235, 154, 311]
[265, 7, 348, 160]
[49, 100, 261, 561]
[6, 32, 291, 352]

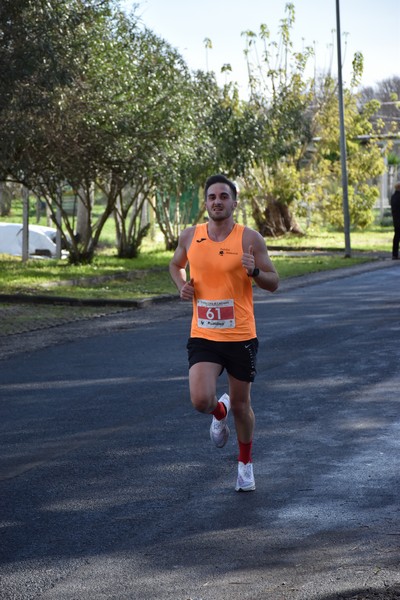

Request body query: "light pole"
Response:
[22, 185, 29, 262]
[336, 0, 351, 257]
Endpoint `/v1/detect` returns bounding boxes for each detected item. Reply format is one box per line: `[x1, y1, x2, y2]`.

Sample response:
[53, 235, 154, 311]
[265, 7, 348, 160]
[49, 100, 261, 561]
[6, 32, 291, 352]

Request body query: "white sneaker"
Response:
[235, 461, 256, 492]
[209, 393, 230, 448]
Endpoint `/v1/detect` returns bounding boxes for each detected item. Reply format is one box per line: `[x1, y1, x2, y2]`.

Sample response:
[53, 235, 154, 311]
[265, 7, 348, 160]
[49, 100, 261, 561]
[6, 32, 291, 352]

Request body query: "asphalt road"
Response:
[0, 261, 400, 600]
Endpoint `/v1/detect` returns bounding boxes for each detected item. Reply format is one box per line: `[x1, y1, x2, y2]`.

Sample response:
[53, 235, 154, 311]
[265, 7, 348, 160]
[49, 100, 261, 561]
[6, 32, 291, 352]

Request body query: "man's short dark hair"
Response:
[204, 174, 237, 200]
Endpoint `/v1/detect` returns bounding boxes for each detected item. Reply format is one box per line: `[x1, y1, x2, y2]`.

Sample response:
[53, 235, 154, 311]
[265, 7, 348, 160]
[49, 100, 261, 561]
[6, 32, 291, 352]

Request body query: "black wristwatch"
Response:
[248, 267, 260, 278]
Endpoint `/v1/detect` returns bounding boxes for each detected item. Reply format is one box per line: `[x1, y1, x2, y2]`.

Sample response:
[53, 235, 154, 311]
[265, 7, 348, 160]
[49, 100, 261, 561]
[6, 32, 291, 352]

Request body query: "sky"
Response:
[121, 0, 400, 97]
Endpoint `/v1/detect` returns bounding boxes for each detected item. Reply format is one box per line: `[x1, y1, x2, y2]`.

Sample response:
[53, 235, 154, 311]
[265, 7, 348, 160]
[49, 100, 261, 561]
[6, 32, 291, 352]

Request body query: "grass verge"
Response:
[0, 224, 392, 301]
[0, 253, 380, 301]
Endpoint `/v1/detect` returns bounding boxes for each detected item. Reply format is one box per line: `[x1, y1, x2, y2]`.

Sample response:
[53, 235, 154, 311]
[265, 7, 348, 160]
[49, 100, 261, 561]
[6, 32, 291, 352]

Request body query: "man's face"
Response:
[205, 183, 237, 221]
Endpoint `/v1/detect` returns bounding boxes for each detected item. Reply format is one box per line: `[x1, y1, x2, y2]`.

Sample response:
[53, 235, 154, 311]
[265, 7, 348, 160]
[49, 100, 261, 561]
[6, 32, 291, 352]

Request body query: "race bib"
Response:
[197, 299, 235, 329]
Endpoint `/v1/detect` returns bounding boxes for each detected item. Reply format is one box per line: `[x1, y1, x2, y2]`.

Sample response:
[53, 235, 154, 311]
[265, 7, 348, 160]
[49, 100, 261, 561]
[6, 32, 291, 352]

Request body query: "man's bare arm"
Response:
[242, 229, 279, 292]
[169, 228, 195, 300]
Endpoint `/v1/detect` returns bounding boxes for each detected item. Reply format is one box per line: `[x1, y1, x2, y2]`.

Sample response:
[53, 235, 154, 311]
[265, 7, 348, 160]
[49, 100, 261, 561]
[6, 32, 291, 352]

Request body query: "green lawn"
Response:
[0, 224, 392, 300]
[267, 225, 392, 252]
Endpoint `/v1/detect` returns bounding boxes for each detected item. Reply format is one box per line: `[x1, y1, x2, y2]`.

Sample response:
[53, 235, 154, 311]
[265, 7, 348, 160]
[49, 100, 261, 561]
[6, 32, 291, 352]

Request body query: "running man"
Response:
[169, 174, 279, 491]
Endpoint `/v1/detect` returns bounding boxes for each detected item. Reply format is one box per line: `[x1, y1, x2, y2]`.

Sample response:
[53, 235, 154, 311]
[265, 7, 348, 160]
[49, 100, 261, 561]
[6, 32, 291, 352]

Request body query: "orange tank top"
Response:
[187, 222, 256, 341]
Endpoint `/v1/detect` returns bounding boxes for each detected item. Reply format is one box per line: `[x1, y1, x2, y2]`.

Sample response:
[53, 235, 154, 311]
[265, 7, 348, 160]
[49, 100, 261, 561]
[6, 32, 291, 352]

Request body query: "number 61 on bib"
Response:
[197, 299, 235, 329]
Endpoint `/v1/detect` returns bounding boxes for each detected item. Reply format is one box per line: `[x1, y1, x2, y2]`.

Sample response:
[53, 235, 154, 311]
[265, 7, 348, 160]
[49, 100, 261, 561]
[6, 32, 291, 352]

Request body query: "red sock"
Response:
[238, 440, 253, 464]
[211, 401, 227, 420]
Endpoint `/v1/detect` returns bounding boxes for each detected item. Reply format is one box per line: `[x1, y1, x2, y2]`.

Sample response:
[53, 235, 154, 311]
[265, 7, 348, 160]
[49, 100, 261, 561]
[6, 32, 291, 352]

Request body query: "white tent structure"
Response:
[0, 223, 60, 258]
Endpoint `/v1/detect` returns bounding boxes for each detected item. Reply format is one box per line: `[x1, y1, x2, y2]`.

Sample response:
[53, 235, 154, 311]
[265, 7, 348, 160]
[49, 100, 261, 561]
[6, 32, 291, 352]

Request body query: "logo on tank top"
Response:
[219, 247, 238, 256]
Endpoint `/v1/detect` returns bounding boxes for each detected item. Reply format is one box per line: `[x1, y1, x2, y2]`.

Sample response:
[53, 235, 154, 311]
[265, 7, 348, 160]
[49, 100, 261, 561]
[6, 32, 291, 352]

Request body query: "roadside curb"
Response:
[0, 257, 398, 361]
[1, 256, 397, 309]
[273, 256, 398, 293]
[0, 292, 176, 308]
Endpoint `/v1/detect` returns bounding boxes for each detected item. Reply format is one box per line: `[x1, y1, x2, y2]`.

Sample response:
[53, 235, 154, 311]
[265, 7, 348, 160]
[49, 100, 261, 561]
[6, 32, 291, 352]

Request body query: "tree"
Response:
[79, 17, 197, 259]
[234, 3, 387, 235]
[146, 70, 215, 251]
[359, 76, 400, 134]
[148, 68, 267, 251]
[0, 0, 111, 180]
[0, 2, 207, 262]
[238, 4, 315, 236]
[0, 0, 117, 262]
[311, 71, 386, 230]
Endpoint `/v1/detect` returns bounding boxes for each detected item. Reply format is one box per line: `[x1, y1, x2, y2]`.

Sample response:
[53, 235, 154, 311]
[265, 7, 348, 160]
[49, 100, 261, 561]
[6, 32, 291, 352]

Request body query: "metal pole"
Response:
[56, 186, 62, 259]
[336, 0, 351, 257]
[22, 186, 29, 262]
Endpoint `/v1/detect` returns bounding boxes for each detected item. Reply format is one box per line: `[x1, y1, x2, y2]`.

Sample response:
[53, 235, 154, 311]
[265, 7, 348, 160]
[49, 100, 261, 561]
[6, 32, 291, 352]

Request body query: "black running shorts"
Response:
[187, 337, 259, 383]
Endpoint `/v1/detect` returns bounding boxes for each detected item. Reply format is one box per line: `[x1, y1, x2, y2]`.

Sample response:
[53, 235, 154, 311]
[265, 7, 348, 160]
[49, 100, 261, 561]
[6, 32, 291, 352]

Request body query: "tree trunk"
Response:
[252, 196, 303, 237]
[76, 184, 94, 242]
[0, 182, 12, 217]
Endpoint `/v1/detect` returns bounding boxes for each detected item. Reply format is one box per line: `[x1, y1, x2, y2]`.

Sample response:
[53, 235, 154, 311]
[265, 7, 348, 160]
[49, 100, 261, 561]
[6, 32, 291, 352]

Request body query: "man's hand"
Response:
[180, 278, 195, 300]
[242, 245, 256, 275]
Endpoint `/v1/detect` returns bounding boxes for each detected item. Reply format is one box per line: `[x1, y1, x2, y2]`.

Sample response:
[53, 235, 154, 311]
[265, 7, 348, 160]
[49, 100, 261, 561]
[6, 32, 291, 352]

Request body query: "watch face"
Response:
[253, 268, 260, 277]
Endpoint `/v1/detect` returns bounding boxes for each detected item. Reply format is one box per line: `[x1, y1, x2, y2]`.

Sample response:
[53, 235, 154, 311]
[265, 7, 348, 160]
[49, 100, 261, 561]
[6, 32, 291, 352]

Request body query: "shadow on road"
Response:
[319, 584, 400, 599]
